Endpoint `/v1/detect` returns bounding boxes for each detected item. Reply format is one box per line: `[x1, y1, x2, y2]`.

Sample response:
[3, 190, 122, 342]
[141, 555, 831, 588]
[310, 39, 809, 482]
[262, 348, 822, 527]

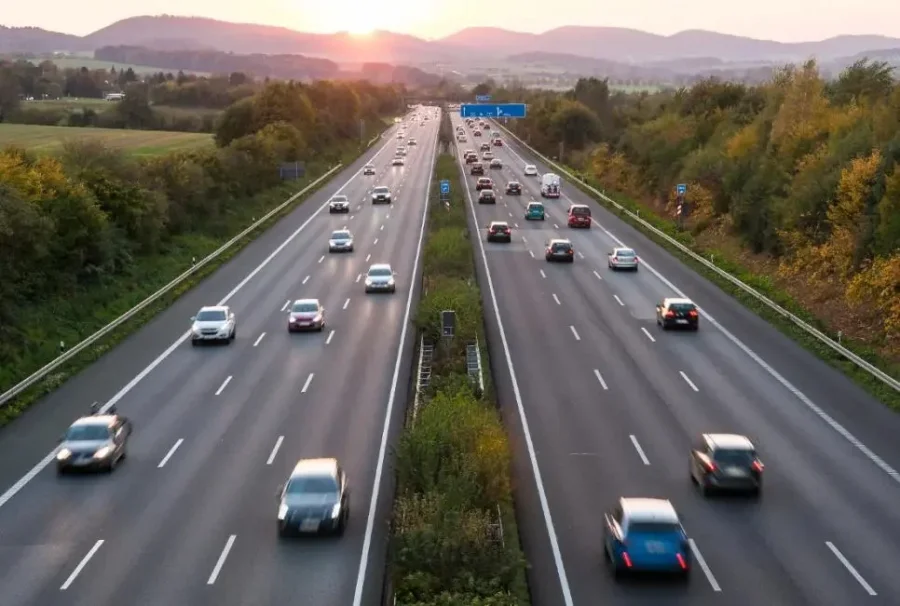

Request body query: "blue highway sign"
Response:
[440, 180, 450, 195]
[676, 183, 687, 195]
[460, 103, 527, 118]
[475, 94, 491, 102]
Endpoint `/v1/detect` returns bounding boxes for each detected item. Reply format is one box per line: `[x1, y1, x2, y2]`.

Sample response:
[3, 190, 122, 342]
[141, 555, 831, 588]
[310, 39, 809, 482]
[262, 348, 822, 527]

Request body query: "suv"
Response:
[328, 194, 350, 213]
[372, 186, 392, 204]
[486, 221, 511, 241]
[545, 239, 574, 262]
[56, 405, 132, 474]
[690, 434, 763, 496]
[478, 189, 497, 204]
[470, 162, 484, 175]
[656, 298, 699, 330]
[475, 177, 493, 191]
[190, 305, 236, 345]
[276, 458, 350, 537]
[567, 204, 591, 228]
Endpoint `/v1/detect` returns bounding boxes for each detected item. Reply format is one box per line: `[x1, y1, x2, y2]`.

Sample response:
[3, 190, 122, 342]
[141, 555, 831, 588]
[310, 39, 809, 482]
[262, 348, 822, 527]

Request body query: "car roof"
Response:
[368, 263, 392, 271]
[331, 194, 348, 200]
[664, 297, 694, 306]
[490, 221, 509, 226]
[71, 415, 116, 428]
[331, 229, 351, 236]
[374, 185, 390, 190]
[293, 298, 320, 306]
[613, 246, 635, 252]
[570, 203, 589, 209]
[549, 238, 572, 245]
[705, 433, 755, 450]
[620, 498, 679, 524]
[528, 201, 542, 206]
[198, 305, 227, 313]
[290, 458, 338, 478]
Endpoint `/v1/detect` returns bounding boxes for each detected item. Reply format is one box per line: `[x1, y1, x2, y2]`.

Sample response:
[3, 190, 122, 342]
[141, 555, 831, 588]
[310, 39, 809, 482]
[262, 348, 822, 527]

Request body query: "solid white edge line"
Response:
[326, 329, 335, 345]
[157, 438, 184, 468]
[214, 375, 232, 396]
[206, 534, 236, 585]
[680, 371, 700, 392]
[266, 436, 284, 466]
[570, 326, 581, 341]
[629, 435, 650, 465]
[351, 116, 438, 606]
[825, 541, 877, 595]
[593, 369, 608, 390]
[640, 327, 656, 343]
[60, 539, 104, 590]
[452, 124, 575, 606]
[0, 122, 400, 511]
[301, 373, 314, 393]
[688, 538, 721, 591]
[253, 332, 266, 347]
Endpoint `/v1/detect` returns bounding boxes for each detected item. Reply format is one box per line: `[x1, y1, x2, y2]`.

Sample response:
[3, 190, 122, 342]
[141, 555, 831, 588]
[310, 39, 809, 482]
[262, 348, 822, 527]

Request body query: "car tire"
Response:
[191, 340, 198, 347]
[231, 328, 236, 340]
[318, 324, 324, 332]
[390, 286, 396, 293]
[699, 480, 711, 497]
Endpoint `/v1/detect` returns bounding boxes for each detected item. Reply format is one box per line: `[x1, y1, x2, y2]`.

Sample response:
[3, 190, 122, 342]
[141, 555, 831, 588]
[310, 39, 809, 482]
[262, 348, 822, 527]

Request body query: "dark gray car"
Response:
[276, 458, 350, 537]
[57, 412, 132, 473]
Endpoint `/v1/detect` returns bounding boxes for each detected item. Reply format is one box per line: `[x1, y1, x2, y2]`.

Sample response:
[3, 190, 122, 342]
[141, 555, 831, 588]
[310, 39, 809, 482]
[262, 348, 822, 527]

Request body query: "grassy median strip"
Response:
[389, 138, 530, 603]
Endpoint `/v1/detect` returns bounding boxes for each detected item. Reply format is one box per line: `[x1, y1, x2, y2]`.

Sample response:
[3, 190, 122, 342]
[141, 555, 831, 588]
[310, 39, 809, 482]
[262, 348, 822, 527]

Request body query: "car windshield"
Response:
[713, 448, 755, 464]
[291, 302, 318, 313]
[616, 250, 635, 258]
[65, 425, 111, 441]
[196, 310, 226, 321]
[286, 475, 339, 494]
[369, 268, 392, 277]
[509, 182, 519, 186]
[374, 187, 389, 194]
[331, 231, 350, 240]
[670, 303, 696, 312]
[331, 195, 348, 202]
[481, 190, 494, 196]
[571, 207, 591, 216]
[628, 521, 681, 536]
[491, 224, 508, 230]
[529, 204, 543, 210]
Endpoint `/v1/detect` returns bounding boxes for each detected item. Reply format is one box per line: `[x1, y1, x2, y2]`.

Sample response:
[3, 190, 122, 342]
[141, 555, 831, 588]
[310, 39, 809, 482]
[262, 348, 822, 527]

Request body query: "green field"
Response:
[17, 54, 210, 76]
[22, 98, 224, 117]
[0, 124, 213, 156]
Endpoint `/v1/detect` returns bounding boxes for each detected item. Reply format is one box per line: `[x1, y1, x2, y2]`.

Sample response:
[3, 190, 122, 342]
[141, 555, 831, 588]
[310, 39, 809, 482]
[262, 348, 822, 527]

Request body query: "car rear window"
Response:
[374, 187, 389, 194]
[570, 207, 591, 216]
[616, 250, 635, 258]
[670, 303, 696, 312]
[628, 521, 681, 535]
[713, 449, 755, 464]
[552, 243, 571, 251]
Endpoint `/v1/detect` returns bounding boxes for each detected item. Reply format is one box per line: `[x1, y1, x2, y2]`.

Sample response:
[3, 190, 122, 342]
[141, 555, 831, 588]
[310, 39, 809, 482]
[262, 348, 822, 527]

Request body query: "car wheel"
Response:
[231, 328, 236, 340]
[318, 324, 324, 332]
[191, 340, 198, 347]
[120, 448, 127, 461]
[390, 286, 396, 293]
[699, 480, 711, 497]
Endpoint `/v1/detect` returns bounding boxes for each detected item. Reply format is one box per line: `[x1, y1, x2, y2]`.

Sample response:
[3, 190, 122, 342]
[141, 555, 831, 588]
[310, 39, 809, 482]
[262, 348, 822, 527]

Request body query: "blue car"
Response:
[603, 498, 691, 579]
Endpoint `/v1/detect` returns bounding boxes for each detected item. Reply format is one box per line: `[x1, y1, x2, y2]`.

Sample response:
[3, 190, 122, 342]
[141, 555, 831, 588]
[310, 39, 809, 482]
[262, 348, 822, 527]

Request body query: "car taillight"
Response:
[665, 310, 675, 318]
[676, 553, 687, 569]
[611, 257, 618, 263]
[634, 256, 639, 262]
[688, 310, 698, 318]
[752, 460, 764, 472]
[568, 250, 573, 255]
[703, 460, 716, 472]
[622, 552, 633, 568]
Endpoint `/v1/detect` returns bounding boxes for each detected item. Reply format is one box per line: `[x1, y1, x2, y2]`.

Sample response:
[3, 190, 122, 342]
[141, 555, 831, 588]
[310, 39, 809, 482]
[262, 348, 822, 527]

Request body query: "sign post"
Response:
[675, 183, 688, 228]
[441, 310, 456, 353]
[439, 179, 450, 207]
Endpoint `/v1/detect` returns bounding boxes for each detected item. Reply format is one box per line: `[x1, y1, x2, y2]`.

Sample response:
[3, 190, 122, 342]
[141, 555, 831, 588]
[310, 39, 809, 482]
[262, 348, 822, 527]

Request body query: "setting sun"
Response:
[287, 0, 436, 36]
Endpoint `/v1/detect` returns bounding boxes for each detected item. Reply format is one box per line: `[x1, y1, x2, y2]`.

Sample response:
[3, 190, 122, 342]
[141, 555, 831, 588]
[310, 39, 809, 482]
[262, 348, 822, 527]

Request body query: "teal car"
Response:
[525, 202, 545, 220]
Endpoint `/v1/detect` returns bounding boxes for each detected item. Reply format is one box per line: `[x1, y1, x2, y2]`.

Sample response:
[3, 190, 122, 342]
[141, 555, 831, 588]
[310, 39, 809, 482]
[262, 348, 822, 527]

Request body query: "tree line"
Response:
[486, 60, 900, 358]
[0, 79, 402, 396]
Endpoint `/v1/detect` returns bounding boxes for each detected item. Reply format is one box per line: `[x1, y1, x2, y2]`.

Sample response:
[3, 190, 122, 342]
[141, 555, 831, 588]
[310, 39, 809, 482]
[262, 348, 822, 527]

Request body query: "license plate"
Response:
[645, 540, 666, 553]
[299, 321, 311, 326]
[725, 467, 747, 477]
[676, 319, 688, 324]
[300, 519, 320, 531]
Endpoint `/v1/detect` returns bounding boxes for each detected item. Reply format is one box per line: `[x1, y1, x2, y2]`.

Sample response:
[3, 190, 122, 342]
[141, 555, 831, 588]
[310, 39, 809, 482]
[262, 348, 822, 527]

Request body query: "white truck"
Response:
[541, 173, 561, 198]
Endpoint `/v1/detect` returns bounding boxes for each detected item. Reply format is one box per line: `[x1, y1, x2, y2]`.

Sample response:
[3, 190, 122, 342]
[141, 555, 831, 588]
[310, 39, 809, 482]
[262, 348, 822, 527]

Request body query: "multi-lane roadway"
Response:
[451, 113, 900, 605]
[0, 110, 439, 606]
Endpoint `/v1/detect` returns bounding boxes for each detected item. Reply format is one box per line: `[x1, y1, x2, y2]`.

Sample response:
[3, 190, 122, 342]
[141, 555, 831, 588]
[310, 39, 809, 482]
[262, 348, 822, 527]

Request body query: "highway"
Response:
[451, 113, 900, 605]
[0, 110, 439, 606]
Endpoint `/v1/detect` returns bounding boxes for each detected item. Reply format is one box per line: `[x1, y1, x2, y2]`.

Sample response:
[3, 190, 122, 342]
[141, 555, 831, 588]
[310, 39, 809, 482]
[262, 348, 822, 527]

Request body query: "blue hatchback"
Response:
[603, 498, 691, 579]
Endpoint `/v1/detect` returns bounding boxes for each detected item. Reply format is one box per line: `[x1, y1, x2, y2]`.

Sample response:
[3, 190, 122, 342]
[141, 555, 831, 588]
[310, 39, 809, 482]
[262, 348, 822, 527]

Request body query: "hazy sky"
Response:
[4, 0, 900, 41]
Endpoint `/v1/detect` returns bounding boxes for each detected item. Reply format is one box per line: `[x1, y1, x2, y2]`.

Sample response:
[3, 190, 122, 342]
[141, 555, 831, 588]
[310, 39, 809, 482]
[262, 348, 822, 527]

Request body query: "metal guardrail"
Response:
[494, 121, 900, 393]
[0, 163, 344, 408]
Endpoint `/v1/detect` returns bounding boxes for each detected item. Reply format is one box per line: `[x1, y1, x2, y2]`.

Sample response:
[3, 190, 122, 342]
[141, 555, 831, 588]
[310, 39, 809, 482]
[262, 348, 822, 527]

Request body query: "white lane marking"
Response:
[318, 255, 325, 263]
[577, 252, 584, 259]
[680, 371, 700, 392]
[326, 330, 335, 345]
[689, 539, 721, 591]
[593, 270, 603, 281]
[214, 375, 232, 396]
[350, 215, 355, 220]
[522, 236, 528, 243]
[529, 250, 535, 258]
[380, 225, 385, 231]
[365, 254, 371, 262]
[60, 540, 104, 590]
[552, 293, 561, 305]
[343, 298, 350, 310]
[629, 435, 650, 465]
[253, 332, 266, 347]
[593, 369, 608, 390]
[451, 133, 574, 606]
[280, 299, 290, 311]
[373, 238, 378, 245]
[266, 436, 284, 466]
[554, 223, 560, 229]
[207, 535, 236, 585]
[157, 438, 184, 468]
[514, 222, 520, 228]
[640, 327, 656, 343]
[825, 541, 877, 595]
[302, 275, 310, 284]
[352, 122, 437, 606]
[570, 327, 580, 341]
[356, 273, 362, 283]
[386, 213, 390, 219]
[613, 295, 624, 306]
[540, 269, 546, 279]
[301, 373, 314, 393]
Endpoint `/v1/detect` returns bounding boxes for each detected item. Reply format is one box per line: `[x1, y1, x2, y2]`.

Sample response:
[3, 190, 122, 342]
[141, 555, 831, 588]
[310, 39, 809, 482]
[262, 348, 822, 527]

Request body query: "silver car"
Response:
[190, 305, 236, 345]
[328, 229, 354, 253]
[365, 263, 396, 293]
[328, 194, 350, 213]
[524, 165, 538, 176]
[287, 298, 325, 332]
[608, 247, 639, 271]
[392, 157, 405, 166]
[276, 458, 350, 537]
[363, 164, 376, 175]
[56, 410, 131, 473]
[372, 186, 392, 204]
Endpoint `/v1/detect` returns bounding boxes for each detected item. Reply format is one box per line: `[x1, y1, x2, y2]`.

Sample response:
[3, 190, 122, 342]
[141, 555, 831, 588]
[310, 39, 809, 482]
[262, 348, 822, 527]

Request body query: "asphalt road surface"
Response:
[451, 114, 900, 605]
[0, 110, 440, 606]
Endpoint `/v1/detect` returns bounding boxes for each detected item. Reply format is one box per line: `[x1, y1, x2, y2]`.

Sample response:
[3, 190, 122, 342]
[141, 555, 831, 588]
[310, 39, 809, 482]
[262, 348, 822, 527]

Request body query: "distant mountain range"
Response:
[2, 15, 900, 67]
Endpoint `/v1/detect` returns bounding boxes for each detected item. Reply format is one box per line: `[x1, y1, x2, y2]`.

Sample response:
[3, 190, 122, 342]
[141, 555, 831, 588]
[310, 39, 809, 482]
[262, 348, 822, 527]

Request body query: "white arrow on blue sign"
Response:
[676, 183, 687, 195]
[440, 180, 450, 195]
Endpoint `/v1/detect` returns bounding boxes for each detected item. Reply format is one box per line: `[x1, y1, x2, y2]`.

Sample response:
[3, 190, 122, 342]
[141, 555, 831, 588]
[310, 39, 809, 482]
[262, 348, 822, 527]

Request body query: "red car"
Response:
[567, 204, 592, 228]
[493, 138, 503, 146]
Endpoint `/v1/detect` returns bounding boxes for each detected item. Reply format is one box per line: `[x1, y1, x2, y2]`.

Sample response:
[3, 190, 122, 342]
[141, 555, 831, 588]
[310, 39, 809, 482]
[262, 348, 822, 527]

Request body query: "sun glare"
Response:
[291, 0, 436, 37]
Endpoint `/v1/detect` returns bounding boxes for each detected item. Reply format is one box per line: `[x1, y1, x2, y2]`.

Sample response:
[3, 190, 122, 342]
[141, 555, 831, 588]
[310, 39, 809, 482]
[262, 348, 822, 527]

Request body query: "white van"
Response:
[541, 173, 561, 198]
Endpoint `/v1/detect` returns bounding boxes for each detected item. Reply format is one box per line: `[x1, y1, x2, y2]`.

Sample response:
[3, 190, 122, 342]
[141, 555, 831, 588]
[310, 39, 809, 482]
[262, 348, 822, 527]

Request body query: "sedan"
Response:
[276, 458, 349, 537]
[489, 158, 502, 169]
[545, 239, 574, 262]
[524, 165, 538, 176]
[487, 221, 511, 242]
[690, 433, 763, 496]
[656, 298, 699, 330]
[604, 498, 691, 579]
[363, 164, 376, 175]
[505, 181, 521, 195]
[478, 189, 497, 204]
[392, 156, 405, 166]
[56, 409, 132, 474]
[475, 177, 493, 191]
[608, 247, 639, 270]
[328, 229, 354, 253]
[287, 298, 326, 332]
[365, 263, 396, 293]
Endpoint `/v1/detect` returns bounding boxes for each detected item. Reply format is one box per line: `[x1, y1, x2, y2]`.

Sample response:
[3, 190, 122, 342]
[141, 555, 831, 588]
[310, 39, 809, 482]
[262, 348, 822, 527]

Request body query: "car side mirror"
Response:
[190, 316, 196, 322]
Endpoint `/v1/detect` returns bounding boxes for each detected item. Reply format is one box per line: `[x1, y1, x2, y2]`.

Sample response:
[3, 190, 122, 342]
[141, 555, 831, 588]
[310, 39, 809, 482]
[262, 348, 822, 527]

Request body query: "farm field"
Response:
[0, 124, 213, 156]
[13, 54, 210, 76]
[21, 98, 224, 118]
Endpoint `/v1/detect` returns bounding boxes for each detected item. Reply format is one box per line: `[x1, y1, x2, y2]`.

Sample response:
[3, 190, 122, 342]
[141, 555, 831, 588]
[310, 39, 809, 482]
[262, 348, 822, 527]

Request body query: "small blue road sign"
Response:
[676, 183, 687, 195]
[440, 180, 450, 195]
[460, 103, 527, 118]
[475, 94, 491, 102]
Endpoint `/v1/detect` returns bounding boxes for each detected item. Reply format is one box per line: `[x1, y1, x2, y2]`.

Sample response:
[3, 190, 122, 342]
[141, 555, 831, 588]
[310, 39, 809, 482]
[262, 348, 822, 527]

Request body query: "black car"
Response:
[277, 458, 350, 537]
[478, 189, 496, 204]
[545, 239, 574, 262]
[656, 298, 699, 330]
[505, 181, 522, 195]
[487, 221, 511, 241]
[470, 163, 484, 175]
[690, 434, 763, 496]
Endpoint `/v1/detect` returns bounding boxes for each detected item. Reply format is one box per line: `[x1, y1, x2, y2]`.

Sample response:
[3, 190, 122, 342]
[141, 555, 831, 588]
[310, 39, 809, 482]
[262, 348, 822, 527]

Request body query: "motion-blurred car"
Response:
[328, 229, 354, 253]
[473, 130, 482, 137]
[505, 181, 521, 195]
[362, 164, 376, 175]
[480, 142, 491, 151]
[545, 239, 574, 262]
[690, 434, 763, 496]
[276, 458, 349, 537]
[656, 298, 699, 330]
[524, 165, 538, 176]
[608, 247, 638, 270]
[57, 406, 132, 474]
[470, 162, 485, 175]
[478, 189, 497, 204]
[489, 158, 502, 169]
[364, 263, 396, 293]
[287, 298, 326, 332]
[567, 204, 592, 228]
[392, 156, 405, 166]
[328, 194, 350, 213]
[493, 138, 503, 146]
[525, 201, 545, 220]
[475, 177, 493, 190]
[372, 186, 392, 204]
[486, 221, 511, 242]
[190, 305, 236, 345]
[603, 498, 691, 579]
[408, 138, 417, 146]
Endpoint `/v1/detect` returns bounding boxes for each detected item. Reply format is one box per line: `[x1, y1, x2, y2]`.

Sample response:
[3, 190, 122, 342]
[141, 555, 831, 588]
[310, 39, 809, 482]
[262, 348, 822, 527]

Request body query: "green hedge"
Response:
[390, 119, 530, 605]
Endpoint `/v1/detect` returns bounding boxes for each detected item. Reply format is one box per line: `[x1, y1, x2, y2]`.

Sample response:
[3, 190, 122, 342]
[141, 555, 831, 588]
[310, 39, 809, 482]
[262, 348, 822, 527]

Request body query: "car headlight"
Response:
[56, 448, 71, 461]
[328, 241, 336, 247]
[365, 278, 373, 286]
[278, 503, 289, 520]
[387, 278, 395, 285]
[217, 326, 230, 335]
[93, 446, 112, 459]
[191, 326, 201, 335]
[331, 503, 341, 519]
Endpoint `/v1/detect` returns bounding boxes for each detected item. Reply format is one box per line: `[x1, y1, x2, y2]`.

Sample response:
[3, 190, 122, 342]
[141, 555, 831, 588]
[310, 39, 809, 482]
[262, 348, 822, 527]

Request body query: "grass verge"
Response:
[0, 123, 213, 156]
[388, 142, 530, 605]
[500, 125, 900, 410]
[0, 132, 389, 427]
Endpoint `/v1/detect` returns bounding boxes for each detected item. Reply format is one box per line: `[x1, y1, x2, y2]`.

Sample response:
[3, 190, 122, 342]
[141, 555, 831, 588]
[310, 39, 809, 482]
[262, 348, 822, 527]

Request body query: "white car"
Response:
[190, 305, 236, 345]
[524, 165, 538, 176]
[396, 147, 407, 156]
[328, 229, 354, 253]
[482, 151, 494, 160]
[392, 157, 405, 166]
[363, 164, 376, 175]
[608, 247, 639, 270]
[328, 194, 350, 213]
[364, 263, 396, 293]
